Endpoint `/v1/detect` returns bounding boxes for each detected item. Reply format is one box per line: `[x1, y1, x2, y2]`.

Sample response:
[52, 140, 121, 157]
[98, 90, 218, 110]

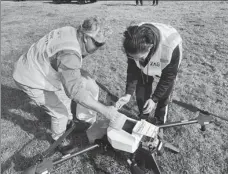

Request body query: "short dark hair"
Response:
[123, 24, 160, 55]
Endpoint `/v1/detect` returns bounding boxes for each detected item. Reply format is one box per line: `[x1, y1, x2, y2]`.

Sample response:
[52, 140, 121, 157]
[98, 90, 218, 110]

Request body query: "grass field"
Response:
[1, 1, 228, 174]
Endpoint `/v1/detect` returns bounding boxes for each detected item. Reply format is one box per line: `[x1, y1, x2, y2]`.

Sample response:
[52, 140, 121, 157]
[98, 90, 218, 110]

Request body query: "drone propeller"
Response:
[172, 100, 228, 122]
[158, 110, 214, 131]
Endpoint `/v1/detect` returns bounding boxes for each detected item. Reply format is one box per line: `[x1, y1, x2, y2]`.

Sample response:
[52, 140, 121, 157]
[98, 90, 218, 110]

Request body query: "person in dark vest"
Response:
[136, 0, 143, 6]
[152, 0, 159, 6]
[115, 22, 183, 125]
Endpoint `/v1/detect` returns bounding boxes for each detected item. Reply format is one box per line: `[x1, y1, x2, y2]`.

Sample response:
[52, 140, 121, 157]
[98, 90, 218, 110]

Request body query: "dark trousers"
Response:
[153, 0, 158, 5]
[136, 74, 174, 123]
[71, 100, 77, 120]
[136, 0, 143, 5]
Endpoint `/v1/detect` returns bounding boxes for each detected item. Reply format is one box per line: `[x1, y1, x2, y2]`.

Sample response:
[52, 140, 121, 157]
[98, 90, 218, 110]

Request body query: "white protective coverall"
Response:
[13, 26, 99, 140]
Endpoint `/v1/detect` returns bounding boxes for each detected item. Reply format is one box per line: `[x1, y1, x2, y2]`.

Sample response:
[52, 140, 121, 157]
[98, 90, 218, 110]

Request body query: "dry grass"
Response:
[1, 1, 228, 174]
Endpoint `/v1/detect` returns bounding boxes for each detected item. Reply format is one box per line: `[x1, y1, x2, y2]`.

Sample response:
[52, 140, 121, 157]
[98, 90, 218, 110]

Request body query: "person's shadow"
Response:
[1, 84, 53, 173]
[1, 69, 140, 173]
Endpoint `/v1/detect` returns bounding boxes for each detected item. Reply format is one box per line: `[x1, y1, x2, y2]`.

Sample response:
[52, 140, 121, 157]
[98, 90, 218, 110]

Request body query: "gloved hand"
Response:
[115, 94, 131, 110]
[105, 106, 130, 130]
[143, 99, 156, 114]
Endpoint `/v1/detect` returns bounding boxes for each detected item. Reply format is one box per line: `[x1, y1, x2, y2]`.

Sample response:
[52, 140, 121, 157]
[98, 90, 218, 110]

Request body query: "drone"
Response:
[23, 106, 227, 174]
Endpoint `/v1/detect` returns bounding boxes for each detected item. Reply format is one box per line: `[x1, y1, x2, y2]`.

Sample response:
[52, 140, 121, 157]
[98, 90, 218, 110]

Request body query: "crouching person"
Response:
[13, 16, 126, 150]
[116, 22, 183, 125]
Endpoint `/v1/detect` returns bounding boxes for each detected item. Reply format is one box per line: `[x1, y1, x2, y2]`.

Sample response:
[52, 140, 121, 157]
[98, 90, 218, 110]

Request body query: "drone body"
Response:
[107, 117, 159, 153]
[23, 108, 217, 174]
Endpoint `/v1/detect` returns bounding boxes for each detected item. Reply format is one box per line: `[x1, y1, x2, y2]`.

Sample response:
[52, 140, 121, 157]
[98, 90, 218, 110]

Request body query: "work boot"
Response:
[138, 113, 149, 120]
[147, 117, 164, 126]
[57, 139, 75, 155]
[58, 139, 71, 148]
[154, 105, 169, 125]
[66, 120, 74, 130]
[71, 100, 77, 117]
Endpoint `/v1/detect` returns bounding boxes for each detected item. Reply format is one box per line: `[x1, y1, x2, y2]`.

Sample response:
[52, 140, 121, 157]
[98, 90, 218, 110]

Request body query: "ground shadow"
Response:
[172, 99, 227, 123]
[1, 69, 139, 173]
[1, 85, 51, 139]
[1, 84, 53, 173]
[172, 100, 199, 113]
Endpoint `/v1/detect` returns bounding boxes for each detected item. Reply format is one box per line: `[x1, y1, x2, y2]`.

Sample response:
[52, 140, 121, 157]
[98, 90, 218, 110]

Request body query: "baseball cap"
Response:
[81, 16, 106, 44]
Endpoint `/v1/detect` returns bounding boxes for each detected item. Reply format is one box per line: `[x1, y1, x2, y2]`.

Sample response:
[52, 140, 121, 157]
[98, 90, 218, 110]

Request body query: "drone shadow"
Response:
[172, 99, 199, 113]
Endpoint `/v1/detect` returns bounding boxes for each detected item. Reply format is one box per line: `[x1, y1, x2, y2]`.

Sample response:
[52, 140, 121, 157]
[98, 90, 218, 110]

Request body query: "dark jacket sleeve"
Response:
[125, 58, 141, 95]
[151, 46, 180, 102]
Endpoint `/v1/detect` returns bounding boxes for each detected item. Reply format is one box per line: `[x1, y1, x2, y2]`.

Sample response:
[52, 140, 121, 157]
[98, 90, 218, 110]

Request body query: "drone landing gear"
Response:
[129, 127, 180, 174]
[130, 142, 179, 174]
[157, 130, 180, 154]
[131, 147, 161, 174]
[162, 140, 180, 154]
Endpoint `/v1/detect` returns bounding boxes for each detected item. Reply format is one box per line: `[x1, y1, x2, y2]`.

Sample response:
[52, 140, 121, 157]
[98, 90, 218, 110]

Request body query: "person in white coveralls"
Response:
[13, 16, 127, 150]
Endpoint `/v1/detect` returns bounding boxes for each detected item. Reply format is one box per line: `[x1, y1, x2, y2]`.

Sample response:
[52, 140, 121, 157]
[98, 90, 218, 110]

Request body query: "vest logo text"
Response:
[150, 62, 160, 67]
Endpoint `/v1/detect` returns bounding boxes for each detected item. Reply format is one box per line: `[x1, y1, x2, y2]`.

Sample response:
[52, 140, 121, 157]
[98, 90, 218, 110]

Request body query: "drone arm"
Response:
[158, 119, 198, 128]
[22, 144, 99, 174]
[204, 111, 228, 122]
[158, 111, 214, 131]
[53, 144, 99, 165]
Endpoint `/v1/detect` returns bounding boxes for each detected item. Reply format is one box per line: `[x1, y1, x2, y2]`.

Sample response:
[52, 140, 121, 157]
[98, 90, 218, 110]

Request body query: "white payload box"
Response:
[107, 114, 159, 153]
